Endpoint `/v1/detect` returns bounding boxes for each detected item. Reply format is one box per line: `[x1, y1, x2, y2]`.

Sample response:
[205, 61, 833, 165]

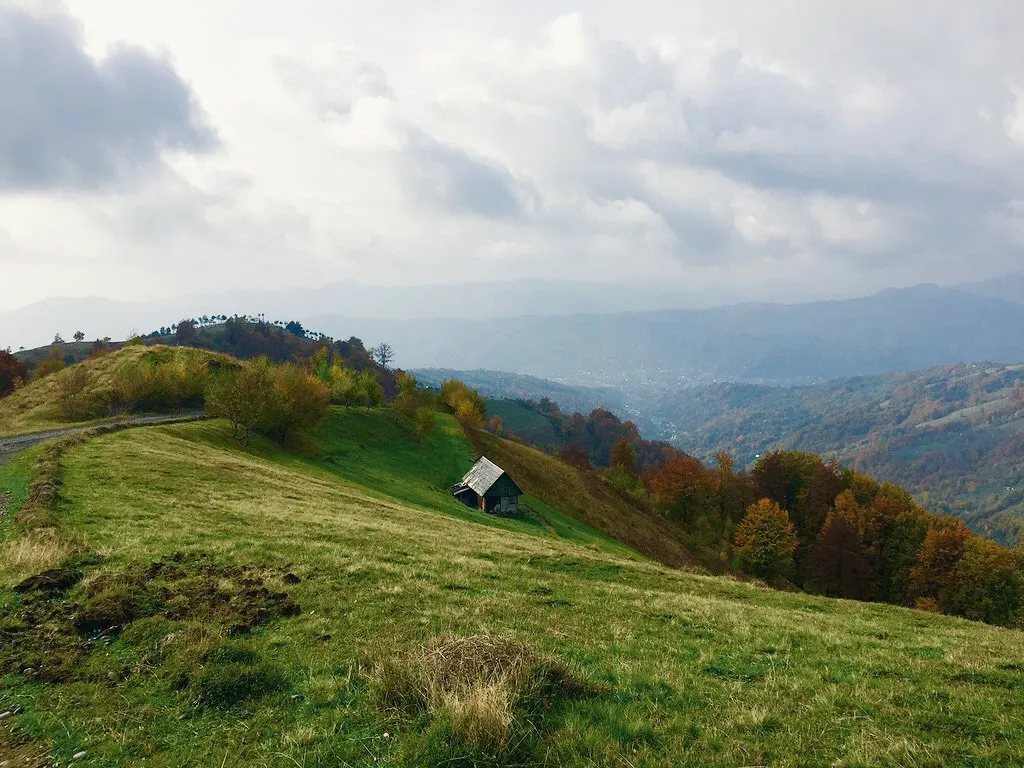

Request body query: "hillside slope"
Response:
[0, 345, 235, 437]
[2, 413, 1023, 766]
[469, 429, 697, 569]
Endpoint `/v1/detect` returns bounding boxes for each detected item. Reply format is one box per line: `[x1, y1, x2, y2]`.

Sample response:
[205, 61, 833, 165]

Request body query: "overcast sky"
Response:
[2, 0, 1024, 311]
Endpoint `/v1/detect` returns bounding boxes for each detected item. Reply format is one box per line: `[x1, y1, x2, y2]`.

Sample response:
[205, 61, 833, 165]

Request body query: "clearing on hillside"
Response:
[0, 410, 1022, 767]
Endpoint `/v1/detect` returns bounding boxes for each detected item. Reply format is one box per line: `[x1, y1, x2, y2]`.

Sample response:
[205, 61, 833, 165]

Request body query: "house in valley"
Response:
[450, 457, 523, 517]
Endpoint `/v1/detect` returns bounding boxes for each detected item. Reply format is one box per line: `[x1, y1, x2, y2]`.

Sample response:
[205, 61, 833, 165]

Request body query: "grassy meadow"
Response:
[1, 409, 1023, 767]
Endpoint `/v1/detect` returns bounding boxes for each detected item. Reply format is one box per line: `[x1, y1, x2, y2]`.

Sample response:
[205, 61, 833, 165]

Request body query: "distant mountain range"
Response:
[958, 269, 1024, 305]
[5, 275, 1024, 385]
[321, 283, 1024, 385]
[0, 280, 702, 350]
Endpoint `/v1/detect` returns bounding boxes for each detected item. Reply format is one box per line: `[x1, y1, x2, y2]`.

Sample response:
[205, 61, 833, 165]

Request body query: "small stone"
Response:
[73, 752, 87, 760]
[23, 667, 35, 676]
[0, 711, 10, 721]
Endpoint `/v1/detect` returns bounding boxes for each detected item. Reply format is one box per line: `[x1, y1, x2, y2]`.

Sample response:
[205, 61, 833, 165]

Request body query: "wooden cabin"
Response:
[450, 457, 523, 517]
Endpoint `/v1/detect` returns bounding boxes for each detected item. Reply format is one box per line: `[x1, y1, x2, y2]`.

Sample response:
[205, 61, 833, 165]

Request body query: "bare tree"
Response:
[373, 342, 395, 369]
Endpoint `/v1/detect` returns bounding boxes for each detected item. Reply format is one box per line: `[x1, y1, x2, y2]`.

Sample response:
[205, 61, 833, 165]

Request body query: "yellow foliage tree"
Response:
[734, 498, 798, 579]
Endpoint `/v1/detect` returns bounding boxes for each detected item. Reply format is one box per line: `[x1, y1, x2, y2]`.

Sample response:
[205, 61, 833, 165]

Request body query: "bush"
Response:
[0, 348, 27, 398]
[56, 366, 97, 421]
[206, 357, 329, 443]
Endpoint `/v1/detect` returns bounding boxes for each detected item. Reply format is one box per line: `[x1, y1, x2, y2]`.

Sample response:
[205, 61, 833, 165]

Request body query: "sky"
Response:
[2, 0, 1024, 312]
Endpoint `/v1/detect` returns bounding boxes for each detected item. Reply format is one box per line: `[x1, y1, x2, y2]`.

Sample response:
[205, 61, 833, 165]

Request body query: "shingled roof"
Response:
[455, 457, 507, 496]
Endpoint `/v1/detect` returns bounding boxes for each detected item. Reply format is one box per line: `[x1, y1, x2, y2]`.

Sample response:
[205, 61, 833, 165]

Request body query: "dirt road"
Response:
[0, 412, 207, 466]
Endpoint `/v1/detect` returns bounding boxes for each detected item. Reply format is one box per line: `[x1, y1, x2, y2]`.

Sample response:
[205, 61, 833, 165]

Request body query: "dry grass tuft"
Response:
[372, 635, 597, 756]
[0, 528, 83, 580]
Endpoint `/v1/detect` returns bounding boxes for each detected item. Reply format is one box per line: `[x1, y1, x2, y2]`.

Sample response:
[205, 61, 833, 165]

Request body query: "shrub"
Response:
[206, 357, 329, 443]
[33, 349, 66, 380]
[55, 365, 97, 421]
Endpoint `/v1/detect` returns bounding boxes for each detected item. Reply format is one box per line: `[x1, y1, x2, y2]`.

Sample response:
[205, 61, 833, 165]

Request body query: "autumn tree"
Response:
[609, 439, 638, 479]
[357, 370, 384, 411]
[559, 444, 592, 470]
[439, 379, 486, 429]
[205, 358, 278, 443]
[647, 454, 718, 525]
[734, 499, 798, 580]
[807, 511, 875, 600]
[0, 349, 27, 398]
[941, 538, 1023, 626]
[908, 519, 970, 605]
[265, 363, 331, 441]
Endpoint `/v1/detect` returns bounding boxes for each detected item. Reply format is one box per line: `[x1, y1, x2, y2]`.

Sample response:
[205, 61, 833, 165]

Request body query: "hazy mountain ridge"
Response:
[321, 284, 1024, 385]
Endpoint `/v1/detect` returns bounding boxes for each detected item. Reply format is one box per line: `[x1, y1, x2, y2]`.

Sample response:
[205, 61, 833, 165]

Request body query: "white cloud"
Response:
[3, 0, 1024, 312]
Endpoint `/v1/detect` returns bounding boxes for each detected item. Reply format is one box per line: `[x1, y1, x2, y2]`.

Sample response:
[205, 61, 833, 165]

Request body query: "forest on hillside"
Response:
[646, 363, 1024, 544]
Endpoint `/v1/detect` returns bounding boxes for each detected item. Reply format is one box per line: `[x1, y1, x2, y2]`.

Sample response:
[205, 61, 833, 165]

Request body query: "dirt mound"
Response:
[1, 552, 301, 684]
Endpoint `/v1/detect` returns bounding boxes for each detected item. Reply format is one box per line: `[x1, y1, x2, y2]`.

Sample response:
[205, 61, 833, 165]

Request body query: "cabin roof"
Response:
[454, 456, 519, 497]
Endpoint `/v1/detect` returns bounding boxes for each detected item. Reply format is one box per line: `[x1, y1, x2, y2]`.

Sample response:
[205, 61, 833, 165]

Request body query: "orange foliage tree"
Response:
[908, 519, 970, 605]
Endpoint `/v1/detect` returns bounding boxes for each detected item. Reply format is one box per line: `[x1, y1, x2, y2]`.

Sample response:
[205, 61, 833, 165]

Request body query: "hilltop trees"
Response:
[372, 342, 395, 370]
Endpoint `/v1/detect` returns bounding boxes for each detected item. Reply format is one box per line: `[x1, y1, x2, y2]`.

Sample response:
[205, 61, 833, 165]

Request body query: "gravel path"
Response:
[0, 412, 207, 466]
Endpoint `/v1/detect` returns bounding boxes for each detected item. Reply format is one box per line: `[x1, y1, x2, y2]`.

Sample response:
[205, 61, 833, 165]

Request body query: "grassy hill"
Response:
[2, 409, 1024, 766]
[650, 363, 1024, 544]
[0, 345, 234, 437]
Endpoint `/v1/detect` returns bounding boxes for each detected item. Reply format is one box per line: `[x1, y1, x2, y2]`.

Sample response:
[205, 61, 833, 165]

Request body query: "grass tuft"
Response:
[372, 635, 599, 761]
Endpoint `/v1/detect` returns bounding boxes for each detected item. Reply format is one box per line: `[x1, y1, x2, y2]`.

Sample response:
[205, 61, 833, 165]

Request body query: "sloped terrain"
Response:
[0, 345, 235, 437]
[0, 413, 1022, 766]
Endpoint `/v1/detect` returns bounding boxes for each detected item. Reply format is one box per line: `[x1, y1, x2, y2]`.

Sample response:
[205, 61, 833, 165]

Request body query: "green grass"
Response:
[1, 412, 1024, 766]
[0, 447, 37, 542]
[485, 399, 562, 448]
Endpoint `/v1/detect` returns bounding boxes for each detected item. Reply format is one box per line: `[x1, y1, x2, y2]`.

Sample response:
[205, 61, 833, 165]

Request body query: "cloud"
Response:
[3, 1, 1024, 312]
[0, 3, 217, 191]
